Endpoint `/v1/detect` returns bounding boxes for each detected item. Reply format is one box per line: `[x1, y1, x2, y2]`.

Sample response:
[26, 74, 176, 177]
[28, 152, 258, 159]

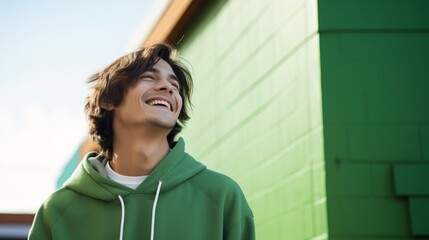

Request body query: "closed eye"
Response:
[171, 82, 180, 91]
[140, 74, 154, 80]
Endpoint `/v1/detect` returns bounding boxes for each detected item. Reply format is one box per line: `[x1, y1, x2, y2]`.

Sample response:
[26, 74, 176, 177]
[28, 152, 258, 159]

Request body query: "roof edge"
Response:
[126, 0, 203, 51]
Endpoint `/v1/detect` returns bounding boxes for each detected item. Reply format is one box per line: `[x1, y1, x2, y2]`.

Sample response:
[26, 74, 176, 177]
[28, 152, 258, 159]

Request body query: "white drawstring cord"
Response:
[151, 180, 163, 240]
[118, 195, 125, 240]
[117, 181, 162, 240]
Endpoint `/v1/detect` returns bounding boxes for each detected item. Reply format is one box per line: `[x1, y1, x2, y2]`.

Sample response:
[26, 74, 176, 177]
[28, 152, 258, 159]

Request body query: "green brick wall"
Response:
[319, 1, 429, 239]
[175, 0, 428, 239]
[178, 0, 327, 239]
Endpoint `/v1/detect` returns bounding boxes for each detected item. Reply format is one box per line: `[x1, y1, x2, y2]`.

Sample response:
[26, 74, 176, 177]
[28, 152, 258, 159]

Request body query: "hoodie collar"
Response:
[64, 138, 206, 201]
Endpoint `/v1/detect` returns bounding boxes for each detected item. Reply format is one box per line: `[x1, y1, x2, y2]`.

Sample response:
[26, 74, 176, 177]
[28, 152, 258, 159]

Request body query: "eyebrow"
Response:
[146, 68, 179, 83]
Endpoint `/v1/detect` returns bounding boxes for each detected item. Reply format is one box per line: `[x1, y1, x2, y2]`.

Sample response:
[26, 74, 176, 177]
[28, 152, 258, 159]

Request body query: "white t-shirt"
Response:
[105, 161, 148, 189]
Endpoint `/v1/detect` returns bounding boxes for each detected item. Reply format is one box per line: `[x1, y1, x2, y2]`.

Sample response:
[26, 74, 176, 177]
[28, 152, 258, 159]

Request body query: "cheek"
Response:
[176, 95, 183, 113]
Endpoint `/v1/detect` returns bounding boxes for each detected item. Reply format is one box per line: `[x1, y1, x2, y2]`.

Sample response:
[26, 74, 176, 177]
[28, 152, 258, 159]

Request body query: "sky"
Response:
[0, 0, 154, 213]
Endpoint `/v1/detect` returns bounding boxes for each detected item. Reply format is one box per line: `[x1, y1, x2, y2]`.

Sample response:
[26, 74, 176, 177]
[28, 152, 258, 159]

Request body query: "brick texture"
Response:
[178, 0, 326, 239]
[320, 0, 429, 239]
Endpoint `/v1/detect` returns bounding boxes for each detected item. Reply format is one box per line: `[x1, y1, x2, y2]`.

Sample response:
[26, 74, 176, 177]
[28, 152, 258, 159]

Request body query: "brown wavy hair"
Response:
[84, 43, 193, 159]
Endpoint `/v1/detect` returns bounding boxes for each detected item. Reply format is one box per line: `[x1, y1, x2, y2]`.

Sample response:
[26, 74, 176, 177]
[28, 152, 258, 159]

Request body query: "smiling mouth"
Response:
[146, 99, 172, 111]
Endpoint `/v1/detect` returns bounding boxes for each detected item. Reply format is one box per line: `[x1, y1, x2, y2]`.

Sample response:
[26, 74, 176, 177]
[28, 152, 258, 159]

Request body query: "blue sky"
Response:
[0, 0, 154, 213]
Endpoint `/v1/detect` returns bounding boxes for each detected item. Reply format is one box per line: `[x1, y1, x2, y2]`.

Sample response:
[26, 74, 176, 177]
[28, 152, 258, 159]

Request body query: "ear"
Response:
[100, 102, 115, 111]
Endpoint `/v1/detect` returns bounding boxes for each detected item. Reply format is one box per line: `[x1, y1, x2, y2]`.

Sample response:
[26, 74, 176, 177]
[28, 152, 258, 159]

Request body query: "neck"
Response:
[110, 126, 171, 176]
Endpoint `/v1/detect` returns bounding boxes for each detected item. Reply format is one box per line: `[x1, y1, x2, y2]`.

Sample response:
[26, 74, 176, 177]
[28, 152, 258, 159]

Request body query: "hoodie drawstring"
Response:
[151, 180, 163, 240]
[117, 180, 163, 240]
[118, 195, 125, 240]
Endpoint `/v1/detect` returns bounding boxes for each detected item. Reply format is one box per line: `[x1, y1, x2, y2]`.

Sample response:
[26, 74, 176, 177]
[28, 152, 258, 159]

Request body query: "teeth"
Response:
[148, 100, 171, 110]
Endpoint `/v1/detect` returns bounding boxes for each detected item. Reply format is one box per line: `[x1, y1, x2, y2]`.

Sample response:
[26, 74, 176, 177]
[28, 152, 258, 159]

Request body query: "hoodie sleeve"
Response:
[223, 183, 256, 240]
[225, 212, 255, 240]
[28, 205, 52, 240]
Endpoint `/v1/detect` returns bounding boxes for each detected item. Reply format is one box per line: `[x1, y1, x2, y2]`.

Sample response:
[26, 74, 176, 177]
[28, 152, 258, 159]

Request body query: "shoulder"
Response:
[189, 169, 248, 204]
[189, 168, 254, 217]
[31, 187, 82, 234]
[37, 187, 82, 218]
[192, 168, 242, 191]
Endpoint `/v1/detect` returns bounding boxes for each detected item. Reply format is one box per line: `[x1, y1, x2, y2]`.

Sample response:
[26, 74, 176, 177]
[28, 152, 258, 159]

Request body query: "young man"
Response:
[29, 44, 255, 240]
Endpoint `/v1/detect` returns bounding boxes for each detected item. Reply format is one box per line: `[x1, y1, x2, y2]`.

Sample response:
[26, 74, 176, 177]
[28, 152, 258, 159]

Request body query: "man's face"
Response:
[112, 58, 183, 131]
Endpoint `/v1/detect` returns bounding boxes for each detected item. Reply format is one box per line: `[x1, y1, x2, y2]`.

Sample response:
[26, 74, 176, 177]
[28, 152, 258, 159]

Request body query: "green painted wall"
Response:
[178, 0, 327, 239]
[177, 0, 429, 239]
[319, 1, 429, 239]
[57, 146, 81, 188]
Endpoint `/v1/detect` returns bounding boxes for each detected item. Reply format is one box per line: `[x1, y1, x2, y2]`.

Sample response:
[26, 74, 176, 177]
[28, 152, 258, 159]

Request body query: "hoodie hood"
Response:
[64, 137, 206, 201]
[29, 136, 255, 240]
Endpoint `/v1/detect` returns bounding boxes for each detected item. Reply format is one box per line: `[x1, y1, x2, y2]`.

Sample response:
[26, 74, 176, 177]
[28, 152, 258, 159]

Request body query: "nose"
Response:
[155, 78, 174, 94]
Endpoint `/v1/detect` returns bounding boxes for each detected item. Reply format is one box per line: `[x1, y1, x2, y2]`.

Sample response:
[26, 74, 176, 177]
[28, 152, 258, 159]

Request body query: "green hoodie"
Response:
[29, 138, 255, 240]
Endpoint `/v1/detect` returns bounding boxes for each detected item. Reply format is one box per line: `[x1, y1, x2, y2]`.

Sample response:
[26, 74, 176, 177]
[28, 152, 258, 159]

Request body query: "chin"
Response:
[148, 118, 177, 130]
